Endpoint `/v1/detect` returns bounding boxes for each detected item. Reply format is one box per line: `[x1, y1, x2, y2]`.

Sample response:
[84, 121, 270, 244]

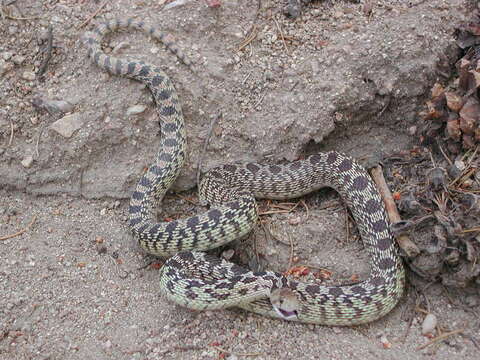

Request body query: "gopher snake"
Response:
[84, 18, 405, 325]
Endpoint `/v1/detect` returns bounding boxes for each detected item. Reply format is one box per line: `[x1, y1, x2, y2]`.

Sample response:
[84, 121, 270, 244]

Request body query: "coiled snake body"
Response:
[84, 18, 405, 326]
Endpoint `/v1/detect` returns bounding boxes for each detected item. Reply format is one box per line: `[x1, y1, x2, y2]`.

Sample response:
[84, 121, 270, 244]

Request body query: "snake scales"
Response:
[84, 18, 405, 325]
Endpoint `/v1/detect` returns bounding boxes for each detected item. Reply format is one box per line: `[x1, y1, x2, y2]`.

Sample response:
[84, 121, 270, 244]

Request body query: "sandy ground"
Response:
[1, 0, 479, 359]
[1, 188, 479, 360]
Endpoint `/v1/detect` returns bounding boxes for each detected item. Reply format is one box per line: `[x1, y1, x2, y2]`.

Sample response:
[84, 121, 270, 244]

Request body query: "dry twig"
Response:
[237, 24, 258, 52]
[0, 216, 37, 241]
[272, 16, 289, 54]
[8, 118, 14, 146]
[37, 25, 53, 77]
[258, 200, 300, 215]
[416, 329, 464, 351]
[196, 113, 222, 187]
[300, 199, 309, 222]
[175, 193, 199, 206]
[237, 0, 261, 51]
[77, 1, 107, 29]
[370, 165, 420, 257]
[2, 12, 40, 20]
[212, 345, 262, 357]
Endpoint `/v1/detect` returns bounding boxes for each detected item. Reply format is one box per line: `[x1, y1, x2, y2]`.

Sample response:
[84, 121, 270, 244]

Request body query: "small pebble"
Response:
[288, 216, 302, 225]
[22, 71, 36, 81]
[2, 52, 13, 60]
[21, 155, 34, 168]
[96, 244, 107, 255]
[12, 55, 25, 65]
[164, 0, 190, 10]
[221, 249, 235, 260]
[380, 334, 391, 349]
[465, 295, 478, 307]
[454, 159, 466, 171]
[8, 25, 18, 35]
[38, 29, 51, 43]
[32, 97, 75, 114]
[47, 100, 75, 114]
[264, 70, 274, 81]
[126, 104, 147, 116]
[421, 313, 437, 336]
[0, 60, 12, 77]
[50, 113, 84, 138]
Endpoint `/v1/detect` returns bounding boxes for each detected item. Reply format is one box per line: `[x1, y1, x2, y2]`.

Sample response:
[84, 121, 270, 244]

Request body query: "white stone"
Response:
[50, 113, 84, 138]
[22, 71, 36, 81]
[126, 104, 147, 116]
[21, 155, 34, 168]
[421, 313, 437, 335]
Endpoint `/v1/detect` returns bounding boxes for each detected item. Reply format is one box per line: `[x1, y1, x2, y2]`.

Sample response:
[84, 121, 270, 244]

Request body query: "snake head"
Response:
[270, 288, 300, 321]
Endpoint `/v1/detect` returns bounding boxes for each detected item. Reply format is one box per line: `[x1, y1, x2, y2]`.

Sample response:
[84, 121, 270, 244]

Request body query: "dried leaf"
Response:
[445, 92, 463, 112]
[431, 83, 445, 98]
[424, 99, 446, 120]
[150, 261, 163, 270]
[463, 134, 476, 149]
[446, 140, 462, 154]
[286, 265, 310, 277]
[458, 58, 473, 91]
[475, 127, 480, 141]
[471, 69, 480, 89]
[349, 274, 360, 282]
[459, 116, 476, 135]
[456, 14, 480, 49]
[315, 268, 333, 280]
[459, 97, 480, 134]
[446, 117, 461, 141]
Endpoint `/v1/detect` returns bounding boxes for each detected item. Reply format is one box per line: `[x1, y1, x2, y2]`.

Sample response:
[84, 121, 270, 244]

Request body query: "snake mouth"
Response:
[274, 307, 298, 320]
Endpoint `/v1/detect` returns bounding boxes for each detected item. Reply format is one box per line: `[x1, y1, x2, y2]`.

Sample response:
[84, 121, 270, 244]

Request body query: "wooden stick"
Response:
[416, 329, 463, 351]
[273, 17, 289, 54]
[370, 165, 420, 257]
[37, 25, 53, 77]
[77, 1, 107, 29]
[0, 216, 37, 241]
[8, 118, 14, 146]
[212, 345, 262, 357]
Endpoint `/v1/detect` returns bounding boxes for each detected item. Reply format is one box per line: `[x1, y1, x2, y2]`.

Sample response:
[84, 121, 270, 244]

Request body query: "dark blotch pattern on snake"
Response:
[83, 18, 405, 325]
